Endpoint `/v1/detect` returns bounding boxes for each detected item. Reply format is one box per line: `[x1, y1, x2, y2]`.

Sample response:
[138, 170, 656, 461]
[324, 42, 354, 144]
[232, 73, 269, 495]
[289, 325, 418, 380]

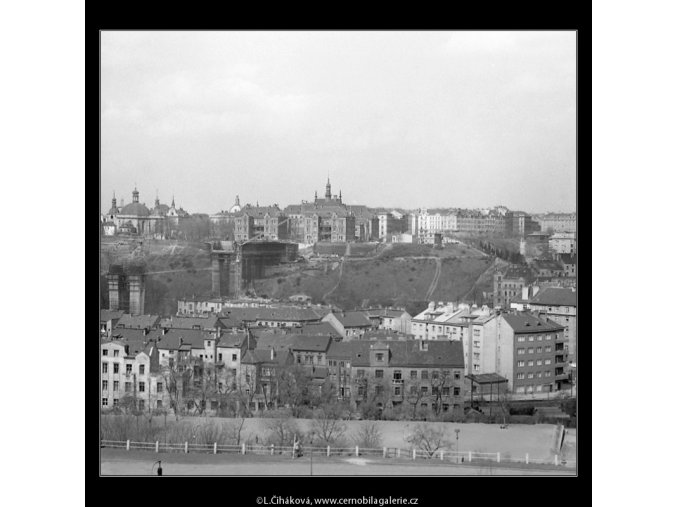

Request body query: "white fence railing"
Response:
[100, 439, 574, 468]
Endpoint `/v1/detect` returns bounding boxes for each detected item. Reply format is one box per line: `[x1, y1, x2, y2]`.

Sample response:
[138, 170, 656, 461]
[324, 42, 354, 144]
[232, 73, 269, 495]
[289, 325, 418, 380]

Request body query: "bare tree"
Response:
[405, 424, 452, 458]
[352, 422, 383, 449]
[406, 380, 425, 419]
[430, 369, 452, 416]
[160, 360, 193, 421]
[310, 403, 348, 446]
[265, 416, 301, 446]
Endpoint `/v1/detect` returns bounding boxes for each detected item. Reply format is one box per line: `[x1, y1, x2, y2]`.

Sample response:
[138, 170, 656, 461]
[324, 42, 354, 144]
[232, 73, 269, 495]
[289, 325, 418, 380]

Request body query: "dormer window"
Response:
[376, 353, 384, 361]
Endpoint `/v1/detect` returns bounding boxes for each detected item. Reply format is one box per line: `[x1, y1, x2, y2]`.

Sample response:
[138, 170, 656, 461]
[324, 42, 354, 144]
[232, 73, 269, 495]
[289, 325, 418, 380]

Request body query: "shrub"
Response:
[352, 422, 383, 449]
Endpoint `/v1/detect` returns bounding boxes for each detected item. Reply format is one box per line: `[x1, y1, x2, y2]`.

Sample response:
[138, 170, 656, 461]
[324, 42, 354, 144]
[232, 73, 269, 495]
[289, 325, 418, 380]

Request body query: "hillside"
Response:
[100, 238, 496, 317]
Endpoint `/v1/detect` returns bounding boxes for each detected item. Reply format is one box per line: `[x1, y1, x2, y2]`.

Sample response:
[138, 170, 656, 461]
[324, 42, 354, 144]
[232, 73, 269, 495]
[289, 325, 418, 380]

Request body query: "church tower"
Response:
[325, 178, 332, 200]
[132, 186, 140, 203]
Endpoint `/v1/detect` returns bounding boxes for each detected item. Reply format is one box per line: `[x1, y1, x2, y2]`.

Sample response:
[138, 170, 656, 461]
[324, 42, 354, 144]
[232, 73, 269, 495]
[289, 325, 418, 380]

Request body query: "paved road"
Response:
[100, 449, 574, 476]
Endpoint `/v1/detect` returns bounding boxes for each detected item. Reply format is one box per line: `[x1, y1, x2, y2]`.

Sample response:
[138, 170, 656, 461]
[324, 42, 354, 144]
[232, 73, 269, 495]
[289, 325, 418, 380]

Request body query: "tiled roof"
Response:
[241, 348, 294, 366]
[115, 314, 161, 330]
[216, 331, 248, 348]
[532, 260, 564, 271]
[501, 312, 565, 334]
[156, 328, 213, 350]
[290, 334, 332, 352]
[159, 315, 221, 330]
[332, 311, 373, 328]
[298, 322, 341, 336]
[327, 340, 464, 368]
[530, 288, 577, 307]
[219, 307, 327, 324]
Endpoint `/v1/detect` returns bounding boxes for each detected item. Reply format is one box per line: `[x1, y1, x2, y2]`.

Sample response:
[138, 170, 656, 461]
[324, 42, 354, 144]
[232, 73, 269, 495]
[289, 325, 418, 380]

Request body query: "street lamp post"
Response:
[454, 429, 460, 463]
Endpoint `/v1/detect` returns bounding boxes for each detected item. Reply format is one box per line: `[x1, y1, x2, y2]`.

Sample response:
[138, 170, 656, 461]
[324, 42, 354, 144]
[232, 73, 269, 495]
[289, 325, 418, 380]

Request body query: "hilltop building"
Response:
[102, 188, 188, 239]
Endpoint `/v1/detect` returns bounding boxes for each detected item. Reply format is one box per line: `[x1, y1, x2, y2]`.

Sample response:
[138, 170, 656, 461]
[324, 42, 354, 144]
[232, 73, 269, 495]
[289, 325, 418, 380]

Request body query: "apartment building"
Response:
[326, 339, 465, 417]
[495, 312, 566, 393]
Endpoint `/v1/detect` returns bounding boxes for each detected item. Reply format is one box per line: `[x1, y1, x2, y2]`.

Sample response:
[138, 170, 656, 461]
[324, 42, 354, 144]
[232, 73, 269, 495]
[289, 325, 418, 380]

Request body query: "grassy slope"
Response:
[101, 238, 494, 315]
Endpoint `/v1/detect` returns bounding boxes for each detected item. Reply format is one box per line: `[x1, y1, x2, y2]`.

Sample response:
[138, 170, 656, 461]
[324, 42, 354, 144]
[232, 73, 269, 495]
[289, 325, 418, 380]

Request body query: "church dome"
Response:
[120, 202, 150, 217]
[107, 206, 119, 216]
[152, 203, 170, 216]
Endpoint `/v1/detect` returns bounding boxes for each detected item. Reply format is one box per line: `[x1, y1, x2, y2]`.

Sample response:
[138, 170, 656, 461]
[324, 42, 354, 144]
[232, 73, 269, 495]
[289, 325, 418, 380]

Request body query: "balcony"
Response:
[392, 378, 404, 385]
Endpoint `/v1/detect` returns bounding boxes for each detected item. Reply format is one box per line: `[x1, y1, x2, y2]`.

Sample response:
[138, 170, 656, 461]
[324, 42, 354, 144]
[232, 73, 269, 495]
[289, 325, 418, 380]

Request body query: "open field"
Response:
[101, 415, 572, 461]
[100, 449, 574, 476]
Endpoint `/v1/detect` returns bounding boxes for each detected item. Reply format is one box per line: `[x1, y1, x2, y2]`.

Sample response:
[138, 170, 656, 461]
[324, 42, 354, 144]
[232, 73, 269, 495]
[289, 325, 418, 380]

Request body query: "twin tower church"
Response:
[101, 187, 189, 238]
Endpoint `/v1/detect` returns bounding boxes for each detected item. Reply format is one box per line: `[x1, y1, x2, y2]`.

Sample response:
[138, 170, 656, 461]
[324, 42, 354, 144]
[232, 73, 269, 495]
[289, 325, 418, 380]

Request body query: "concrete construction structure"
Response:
[107, 264, 146, 316]
[101, 188, 189, 239]
[207, 240, 299, 299]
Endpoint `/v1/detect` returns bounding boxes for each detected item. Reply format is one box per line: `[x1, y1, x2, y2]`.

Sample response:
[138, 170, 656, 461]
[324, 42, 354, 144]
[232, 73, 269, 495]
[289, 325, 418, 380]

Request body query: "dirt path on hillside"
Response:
[460, 257, 507, 302]
[321, 258, 344, 303]
[425, 257, 442, 300]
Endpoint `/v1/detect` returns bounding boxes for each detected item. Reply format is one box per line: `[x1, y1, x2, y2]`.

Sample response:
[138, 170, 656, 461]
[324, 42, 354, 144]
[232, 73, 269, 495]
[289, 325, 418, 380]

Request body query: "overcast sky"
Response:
[101, 31, 576, 215]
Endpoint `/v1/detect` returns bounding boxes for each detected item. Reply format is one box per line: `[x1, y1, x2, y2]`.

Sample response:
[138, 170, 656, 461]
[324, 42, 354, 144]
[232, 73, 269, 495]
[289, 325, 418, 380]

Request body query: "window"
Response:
[139, 382, 145, 392]
[358, 386, 365, 396]
[473, 352, 480, 360]
[443, 403, 450, 412]
[537, 372, 543, 378]
[454, 371, 461, 380]
[473, 340, 481, 348]
[517, 360, 525, 367]
[421, 386, 429, 394]
[375, 370, 384, 378]
[125, 382, 131, 393]
[139, 364, 145, 375]
[126, 364, 132, 374]
[545, 371, 552, 377]
[375, 353, 384, 361]
[453, 387, 460, 396]
[517, 348, 525, 355]
[527, 373, 534, 379]
[410, 370, 418, 379]
[138, 400, 145, 410]
[102, 398, 108, 406]
[421, 403, 428, 410]
[393, 370, 402, 380]
[537, 360, 543, 366]
[473, 364, 480, 372]
[528, 336, 534, 342]
[211, 401, 218, 410]
[545, 346, 552, 353]
[218, 353, 223, 362]
[103, 349, 108, 356]
[156, 400, 163, 409]
[113, 381, 119, 391]
[113, 350, 119, 357]
[537, 335, 543, 341]
[546, 334, 552, 340]
[528, 360, 534, 366]
[442, 387, 450, 396]
[528, 348, 534, 354]
[102, 380, 108, 391]
[113, 363, 119, 374]
[517, 373, 525, 380]
[356, 369, 365, 378]
[157, 382, 163, 393]
[207, 341, 211, 347]
[375, 385, 384, 395]
[394, 386, 401, 396]
[421, 371, 429, 380]
[232, 354, 237, 361]
[432, 371, 439, 380]
[409, 385, 417, 394]
[102, 362, 108, 373]
[536, 347, 542, 353]
[545, 359, 552, 365]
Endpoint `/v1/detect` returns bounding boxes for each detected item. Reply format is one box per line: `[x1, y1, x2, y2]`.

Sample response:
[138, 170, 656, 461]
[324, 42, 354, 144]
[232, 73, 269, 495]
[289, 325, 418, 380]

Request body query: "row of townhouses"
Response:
[101, 285, 575, 415]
